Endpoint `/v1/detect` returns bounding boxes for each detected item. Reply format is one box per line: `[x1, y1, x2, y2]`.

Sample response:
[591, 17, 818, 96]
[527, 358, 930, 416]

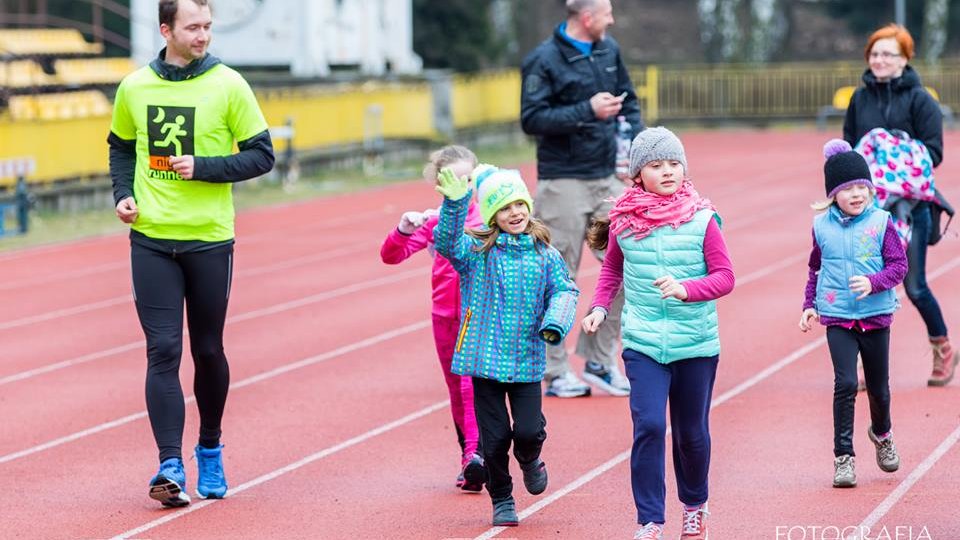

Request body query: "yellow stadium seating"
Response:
[8, 90, 111, 121]
[0, 60, 56, 88]
[0, 28, 104, 56]
[54, 57, 138, 85]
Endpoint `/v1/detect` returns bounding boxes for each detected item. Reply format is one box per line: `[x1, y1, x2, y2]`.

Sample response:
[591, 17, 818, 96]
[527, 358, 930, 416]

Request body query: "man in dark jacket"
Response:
[521, 0, 642, 398]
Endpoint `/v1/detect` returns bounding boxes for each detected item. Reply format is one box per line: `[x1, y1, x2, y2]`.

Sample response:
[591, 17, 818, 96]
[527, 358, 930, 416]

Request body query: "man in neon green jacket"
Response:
[107, 0, 274, 508]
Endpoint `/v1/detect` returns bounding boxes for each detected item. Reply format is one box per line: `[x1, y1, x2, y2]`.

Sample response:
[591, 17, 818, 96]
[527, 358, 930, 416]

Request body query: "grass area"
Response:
[0, 139, 535, 253]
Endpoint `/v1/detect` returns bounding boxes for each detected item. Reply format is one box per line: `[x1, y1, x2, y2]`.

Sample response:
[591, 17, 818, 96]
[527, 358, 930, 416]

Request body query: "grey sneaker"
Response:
[833, 454, 857, 488]
[492, 496, 518, 526]
[520, 459, 547, 495]
[545, 371, 591, 398]
[868, 427, 900, 472]
[582, 360, 630, 396]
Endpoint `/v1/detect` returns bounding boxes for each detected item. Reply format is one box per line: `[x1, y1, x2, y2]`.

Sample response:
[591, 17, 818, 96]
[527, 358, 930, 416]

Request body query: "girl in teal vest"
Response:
[799, 140, 907, 489]
[582, 127, 734, 540]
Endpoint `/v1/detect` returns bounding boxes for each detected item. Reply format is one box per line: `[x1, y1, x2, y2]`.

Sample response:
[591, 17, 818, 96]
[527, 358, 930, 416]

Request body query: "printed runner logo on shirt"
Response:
[147, 105, 195, 180]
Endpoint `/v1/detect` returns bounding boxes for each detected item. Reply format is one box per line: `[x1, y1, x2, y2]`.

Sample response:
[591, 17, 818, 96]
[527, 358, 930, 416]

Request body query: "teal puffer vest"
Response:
[618, 209, 720, 364]
[813, 205, 897, 319]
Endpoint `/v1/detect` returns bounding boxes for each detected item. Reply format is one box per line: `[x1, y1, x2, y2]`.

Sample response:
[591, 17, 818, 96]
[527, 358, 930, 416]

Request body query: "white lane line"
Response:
[0, 175, 798, 333]
[0, 320, 431, 465]
[109, 399, 450, 540]
[0, 242, 374, 331]
[472, 339, 827, 540]
[0, 266, 427, 386]
[474, 257, 960, 539]
[0, 261, 126, 291]
[842, 421, 960, 540]
[0, 295, 130, 331]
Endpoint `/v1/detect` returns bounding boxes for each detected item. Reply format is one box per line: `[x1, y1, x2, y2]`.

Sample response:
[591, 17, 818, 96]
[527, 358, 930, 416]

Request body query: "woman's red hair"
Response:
[864, 23, 915, 61]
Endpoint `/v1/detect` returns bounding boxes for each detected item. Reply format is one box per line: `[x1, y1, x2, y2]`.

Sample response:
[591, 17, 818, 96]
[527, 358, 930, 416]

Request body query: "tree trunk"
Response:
[921, 0, 949, 63]
[699, 0, 743, 62]
[747, 0, 788, 62]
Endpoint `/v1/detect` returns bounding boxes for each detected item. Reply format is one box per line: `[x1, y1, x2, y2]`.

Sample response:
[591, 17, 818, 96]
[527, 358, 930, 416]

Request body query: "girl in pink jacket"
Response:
[380, 145, 486, 491]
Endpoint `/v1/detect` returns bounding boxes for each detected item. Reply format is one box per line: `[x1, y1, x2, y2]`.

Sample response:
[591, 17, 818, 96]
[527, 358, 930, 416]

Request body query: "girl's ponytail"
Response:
[587, 217, 611, 251]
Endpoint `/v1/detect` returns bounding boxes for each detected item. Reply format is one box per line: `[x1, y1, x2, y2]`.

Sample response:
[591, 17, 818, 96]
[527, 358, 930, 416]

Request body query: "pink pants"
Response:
[433, 314, 479, 465]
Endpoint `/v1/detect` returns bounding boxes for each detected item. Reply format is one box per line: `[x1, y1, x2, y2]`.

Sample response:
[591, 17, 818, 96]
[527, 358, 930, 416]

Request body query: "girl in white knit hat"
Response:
[581, 127, 735, 540]
[434, 164, 580, 527]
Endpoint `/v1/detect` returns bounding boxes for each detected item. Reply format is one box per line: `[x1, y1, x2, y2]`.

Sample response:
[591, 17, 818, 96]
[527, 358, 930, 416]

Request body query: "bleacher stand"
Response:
[0, 27, 134, 122]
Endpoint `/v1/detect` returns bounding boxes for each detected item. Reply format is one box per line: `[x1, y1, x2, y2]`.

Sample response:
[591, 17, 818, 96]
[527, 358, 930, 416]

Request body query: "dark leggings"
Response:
[904, 202, 948, 338]
[131, 241, 233, 463]
[471, 378, 546, 501]
[826, 325, 891, 457]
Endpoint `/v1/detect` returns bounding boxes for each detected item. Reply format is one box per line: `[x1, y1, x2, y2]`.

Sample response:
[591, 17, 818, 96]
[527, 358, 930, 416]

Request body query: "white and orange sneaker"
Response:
[633, 522, 664, 540]
[679, 503, 709, 539]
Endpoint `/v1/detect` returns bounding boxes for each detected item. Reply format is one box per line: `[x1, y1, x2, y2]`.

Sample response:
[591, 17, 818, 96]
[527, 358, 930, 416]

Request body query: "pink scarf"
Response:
[609, 179, 715, 240]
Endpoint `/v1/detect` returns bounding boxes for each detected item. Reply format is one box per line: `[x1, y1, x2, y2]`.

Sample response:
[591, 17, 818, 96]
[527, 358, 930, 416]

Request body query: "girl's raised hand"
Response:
[653, 275, 688, 300]
[849, 275, 872, 300]
[398, 210, 431, 234]
[581, 310, 606, 334]
[436, 167, 470, 201]
[799, 308, 819, 332]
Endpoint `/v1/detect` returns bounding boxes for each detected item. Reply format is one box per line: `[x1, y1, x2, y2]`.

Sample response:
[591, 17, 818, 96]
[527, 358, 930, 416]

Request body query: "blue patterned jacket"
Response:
[434, 194, 579, 383]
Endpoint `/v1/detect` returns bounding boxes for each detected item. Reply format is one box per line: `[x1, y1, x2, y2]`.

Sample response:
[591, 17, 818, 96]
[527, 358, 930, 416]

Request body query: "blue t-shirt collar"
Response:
[559, 22, 593, 56]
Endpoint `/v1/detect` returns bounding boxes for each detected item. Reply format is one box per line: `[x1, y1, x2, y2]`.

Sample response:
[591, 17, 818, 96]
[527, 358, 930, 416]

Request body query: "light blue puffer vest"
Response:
[813, 205, 898, 319]
[619, 209, 720, 364]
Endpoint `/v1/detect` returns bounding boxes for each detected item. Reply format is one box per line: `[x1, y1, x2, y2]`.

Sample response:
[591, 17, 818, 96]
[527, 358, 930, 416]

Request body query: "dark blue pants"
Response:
[826, 326, 891, 457]
[623, 349, 718, 525]
[905, 202, 948, 338]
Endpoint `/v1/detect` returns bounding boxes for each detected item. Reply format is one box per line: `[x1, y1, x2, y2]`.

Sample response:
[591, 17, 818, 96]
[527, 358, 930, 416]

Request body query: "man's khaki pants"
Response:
[534, 176, 625, 381]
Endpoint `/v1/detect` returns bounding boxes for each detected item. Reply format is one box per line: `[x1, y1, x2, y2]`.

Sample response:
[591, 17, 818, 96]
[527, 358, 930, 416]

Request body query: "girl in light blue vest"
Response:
[582, 127, 734, 540]
[799, 140, 908, 489]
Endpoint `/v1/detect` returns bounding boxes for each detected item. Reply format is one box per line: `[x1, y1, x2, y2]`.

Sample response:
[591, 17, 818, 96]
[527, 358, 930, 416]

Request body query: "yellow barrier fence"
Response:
[0, 115, 110, 189]
[3, 61, 958, 188]
[452, 70, 520, 128]
[257, 81, 434, 148]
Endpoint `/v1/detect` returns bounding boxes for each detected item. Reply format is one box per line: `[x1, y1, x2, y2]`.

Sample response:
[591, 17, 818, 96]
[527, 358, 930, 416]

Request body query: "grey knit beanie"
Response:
[628, 126, 687, 179]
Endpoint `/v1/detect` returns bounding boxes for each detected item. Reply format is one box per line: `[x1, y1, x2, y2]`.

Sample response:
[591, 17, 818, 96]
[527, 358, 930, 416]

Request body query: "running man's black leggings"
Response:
[131, 241, 233, 463]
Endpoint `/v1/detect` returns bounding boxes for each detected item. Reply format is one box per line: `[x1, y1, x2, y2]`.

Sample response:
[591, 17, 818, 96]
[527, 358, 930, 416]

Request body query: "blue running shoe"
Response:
[149, 457, 190, 508]
[195, 444, 228, 499]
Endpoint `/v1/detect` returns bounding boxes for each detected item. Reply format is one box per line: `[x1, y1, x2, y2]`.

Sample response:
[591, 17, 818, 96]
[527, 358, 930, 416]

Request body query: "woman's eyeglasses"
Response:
[870, 51, 902, 59]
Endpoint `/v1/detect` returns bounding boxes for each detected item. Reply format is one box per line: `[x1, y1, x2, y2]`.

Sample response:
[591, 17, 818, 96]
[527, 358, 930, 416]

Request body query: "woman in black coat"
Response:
[843, 23, 956, 386]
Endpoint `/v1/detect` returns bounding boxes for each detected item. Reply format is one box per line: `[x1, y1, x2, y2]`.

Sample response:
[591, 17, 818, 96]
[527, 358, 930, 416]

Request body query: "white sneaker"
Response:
[582, 360, 630, 397]
[634, 522, 664, 540]
[545, 371, 591, 398]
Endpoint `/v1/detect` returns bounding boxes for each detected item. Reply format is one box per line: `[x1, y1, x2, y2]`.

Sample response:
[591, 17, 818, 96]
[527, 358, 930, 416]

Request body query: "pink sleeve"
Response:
[379, 216, 436, 264]
[683, 217, 735, 302]
[591, 228, 624, 311]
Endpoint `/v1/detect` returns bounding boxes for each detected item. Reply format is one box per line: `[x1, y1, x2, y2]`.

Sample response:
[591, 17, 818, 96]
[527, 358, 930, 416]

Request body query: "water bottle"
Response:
[615, 115, 632, 180]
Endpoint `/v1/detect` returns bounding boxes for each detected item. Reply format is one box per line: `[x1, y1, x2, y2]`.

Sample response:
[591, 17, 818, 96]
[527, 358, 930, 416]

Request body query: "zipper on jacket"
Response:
[456, 308, 472, 353]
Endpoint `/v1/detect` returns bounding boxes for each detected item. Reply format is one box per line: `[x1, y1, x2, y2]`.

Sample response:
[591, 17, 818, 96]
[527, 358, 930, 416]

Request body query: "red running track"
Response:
[2, 129, 959, 540]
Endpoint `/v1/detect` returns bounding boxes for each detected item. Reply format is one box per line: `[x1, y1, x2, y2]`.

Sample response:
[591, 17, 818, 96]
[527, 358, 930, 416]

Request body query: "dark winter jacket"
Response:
[843, 65, 943, 167]
[520, 24, 643, 180]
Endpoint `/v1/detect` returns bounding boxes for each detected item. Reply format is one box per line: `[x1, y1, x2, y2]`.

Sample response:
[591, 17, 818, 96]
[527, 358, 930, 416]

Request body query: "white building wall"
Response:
[129, 0, 421, 76]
